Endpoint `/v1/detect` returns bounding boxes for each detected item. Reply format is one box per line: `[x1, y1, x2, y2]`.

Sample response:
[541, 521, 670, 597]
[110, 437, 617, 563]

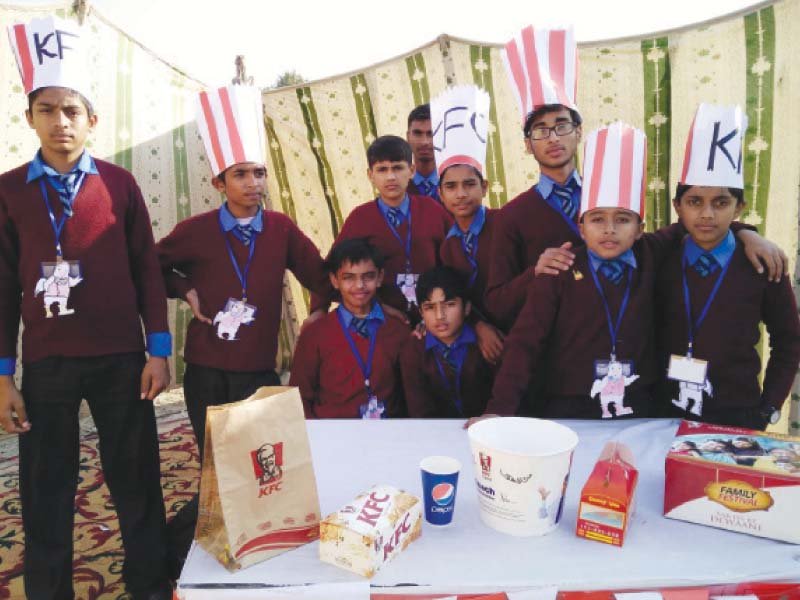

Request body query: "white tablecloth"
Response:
[178, 419, 800, 599]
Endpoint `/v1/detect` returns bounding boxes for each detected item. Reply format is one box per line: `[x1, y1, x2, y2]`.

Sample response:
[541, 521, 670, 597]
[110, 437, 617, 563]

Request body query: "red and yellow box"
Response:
[576, 442, 638, 547]
[664, 420, 800, 543]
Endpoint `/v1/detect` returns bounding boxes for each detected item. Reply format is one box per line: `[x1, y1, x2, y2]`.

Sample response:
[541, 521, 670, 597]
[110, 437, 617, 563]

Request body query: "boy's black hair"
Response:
[407, 103, 431, 128]
[523, 103, 582, 138]
[324, 237, 385, 274]
[367, 135, 413, 168]
[415, 266, 468, 306]
[439, 164, 484, 185]
[27, 87, 95, 118]
[674, 183, 745, 205]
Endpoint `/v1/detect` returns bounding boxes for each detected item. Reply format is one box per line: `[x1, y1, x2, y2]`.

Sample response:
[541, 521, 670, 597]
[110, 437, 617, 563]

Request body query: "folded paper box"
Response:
[319, 484, 422, 577]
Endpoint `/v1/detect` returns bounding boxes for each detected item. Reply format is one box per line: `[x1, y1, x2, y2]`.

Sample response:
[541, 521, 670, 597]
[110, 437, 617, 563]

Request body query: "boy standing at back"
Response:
[406, 104, 440, 203]
[0, 17, 172, 599]
[656, 104, 800, 430]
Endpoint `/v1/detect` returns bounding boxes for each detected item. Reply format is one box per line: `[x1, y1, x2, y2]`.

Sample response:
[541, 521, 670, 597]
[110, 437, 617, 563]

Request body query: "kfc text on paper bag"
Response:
[576, 442, 638, 547]
[319, 485, 422, 578]
[664, 420, 800, 544]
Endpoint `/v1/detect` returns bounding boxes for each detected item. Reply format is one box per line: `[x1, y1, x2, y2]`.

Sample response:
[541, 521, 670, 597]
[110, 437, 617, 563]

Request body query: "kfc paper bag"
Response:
[195, 386, 321, 571]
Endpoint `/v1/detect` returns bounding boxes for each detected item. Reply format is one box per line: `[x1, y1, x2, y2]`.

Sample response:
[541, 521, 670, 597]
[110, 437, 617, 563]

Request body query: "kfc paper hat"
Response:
[195, 85, 266, 176]
[680, 103, 747, 189]
[580, 122, 647, 219]
[430, 85, 491, 177]
[502, 26, 579, 127]
[7, 16, 92, 101]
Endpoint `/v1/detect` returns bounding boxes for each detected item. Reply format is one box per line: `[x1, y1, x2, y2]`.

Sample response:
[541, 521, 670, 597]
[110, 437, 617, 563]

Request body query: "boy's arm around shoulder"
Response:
[761, 274, 800, 411]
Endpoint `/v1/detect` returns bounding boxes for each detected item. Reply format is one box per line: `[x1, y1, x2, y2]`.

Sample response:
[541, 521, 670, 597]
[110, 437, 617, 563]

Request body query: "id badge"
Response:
[359, 395, 386, 419]
[668, 354, 708, 384]
[213, 297, 257, 341]
[34, 259, 82, 318]
[590, 358, 637, 419]
[397, 273, 419, 306]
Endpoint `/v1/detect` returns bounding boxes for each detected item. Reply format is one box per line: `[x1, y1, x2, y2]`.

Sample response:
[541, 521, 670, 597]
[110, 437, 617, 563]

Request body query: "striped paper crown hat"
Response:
[502, 25, 579, 127]
[7, 16, 92, 102]
[195, 85, 266, 176]
[430, 85, 491, 177]
[680, 103, 747, 189]
[580, 122, 647, 219]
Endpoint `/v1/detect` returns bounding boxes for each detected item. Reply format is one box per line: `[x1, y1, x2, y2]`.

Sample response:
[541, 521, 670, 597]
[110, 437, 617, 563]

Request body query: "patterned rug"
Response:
[0, 410, 199, 600]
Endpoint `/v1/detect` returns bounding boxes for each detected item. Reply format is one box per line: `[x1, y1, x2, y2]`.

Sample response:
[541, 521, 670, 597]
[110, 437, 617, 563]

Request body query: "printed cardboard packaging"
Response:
[664, 420, 800, 544]
[319, 484, 422, 578]
[576, 442, 638, 546]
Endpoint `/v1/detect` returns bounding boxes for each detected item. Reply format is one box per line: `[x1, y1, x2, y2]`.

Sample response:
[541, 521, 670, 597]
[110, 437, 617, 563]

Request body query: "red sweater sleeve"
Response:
[124, 177, 169, 335]
[399, 337, 437, 418]
[284, 217, 333, 300]
[761, 276, 800, 410]
[288, 326, 322, 418]
[0, 193, 21, 359]
[156, 220, 194, 300]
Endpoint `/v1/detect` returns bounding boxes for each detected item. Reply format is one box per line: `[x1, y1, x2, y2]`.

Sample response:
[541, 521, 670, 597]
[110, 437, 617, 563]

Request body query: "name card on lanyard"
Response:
[337, 308, 386, 419]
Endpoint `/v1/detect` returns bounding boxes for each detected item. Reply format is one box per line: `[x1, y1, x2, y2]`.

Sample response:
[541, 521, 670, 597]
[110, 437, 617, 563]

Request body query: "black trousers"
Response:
[166, 363, 280, 572]
[19, 353, 168, 600]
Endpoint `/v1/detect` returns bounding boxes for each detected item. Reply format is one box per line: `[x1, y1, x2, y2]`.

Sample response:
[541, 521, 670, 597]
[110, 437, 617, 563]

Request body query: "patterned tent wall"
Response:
[261, 0, 800, 433]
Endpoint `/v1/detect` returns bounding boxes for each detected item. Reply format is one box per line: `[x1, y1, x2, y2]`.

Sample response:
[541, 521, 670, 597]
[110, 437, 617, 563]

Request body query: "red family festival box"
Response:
[664, 420, 800, 544]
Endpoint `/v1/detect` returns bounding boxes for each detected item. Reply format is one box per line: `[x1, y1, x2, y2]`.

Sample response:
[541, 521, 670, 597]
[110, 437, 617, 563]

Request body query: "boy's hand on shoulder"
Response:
[475, 321, 504, 364]
[140, 357, 170, 401]
[411, 321, 426, 340]
[534, 242, 575, 277]
[300, 309, 326, 335]
[738, 230, 788, 282]
[185, 289, 212, 325]
[0, 376, 30, 434]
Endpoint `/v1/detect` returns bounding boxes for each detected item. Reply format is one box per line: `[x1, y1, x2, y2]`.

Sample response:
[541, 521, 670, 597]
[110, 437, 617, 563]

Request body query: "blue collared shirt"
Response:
[587, 248, 638, 273]
[219, 203, 264, 234]
[413, 171, 439, 194]
[424, 322, 477, 371]
[27, 149, 98, 184]
[684, 230, 735, 270]
[377, 194, 410, 221]
[536, 169, 582, 208]
[446, 205, 486, 241]
[337, 301, 385, 330]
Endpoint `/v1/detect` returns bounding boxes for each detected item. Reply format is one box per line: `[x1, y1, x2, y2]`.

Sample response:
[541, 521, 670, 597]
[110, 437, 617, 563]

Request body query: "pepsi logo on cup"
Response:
[432, 483, 455, 507]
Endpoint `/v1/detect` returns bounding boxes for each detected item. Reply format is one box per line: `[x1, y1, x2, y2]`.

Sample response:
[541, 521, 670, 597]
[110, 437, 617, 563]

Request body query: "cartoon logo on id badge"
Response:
[359, 395, 386, 419]
[213, 298, 256, 340]
[590, 358, 638, 419]
[397, 273, 419, 306]
[34, 260, 82, 318]
[668, 354, 712, 416]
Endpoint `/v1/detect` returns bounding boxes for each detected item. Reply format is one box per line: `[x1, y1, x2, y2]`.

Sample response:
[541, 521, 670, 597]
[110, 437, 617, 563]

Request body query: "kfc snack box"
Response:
[319, 484, 423, 577]
[664, 420, 800, 544]
[576, 442, 638, 547]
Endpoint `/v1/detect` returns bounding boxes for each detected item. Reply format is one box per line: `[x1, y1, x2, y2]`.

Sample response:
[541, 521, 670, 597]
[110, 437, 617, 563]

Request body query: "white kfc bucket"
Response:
[467, 417, 579, 536]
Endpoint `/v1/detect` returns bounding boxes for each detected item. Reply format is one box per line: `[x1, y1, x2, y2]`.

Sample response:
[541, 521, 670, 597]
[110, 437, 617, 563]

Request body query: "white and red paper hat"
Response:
[195, 85, 266, 176]
[7, 16, 92, 101]
[502, 26, 579, 127]
[430, 85, 490, 177]
[580, 122, 647, 219]
[680, 103, 747, 189]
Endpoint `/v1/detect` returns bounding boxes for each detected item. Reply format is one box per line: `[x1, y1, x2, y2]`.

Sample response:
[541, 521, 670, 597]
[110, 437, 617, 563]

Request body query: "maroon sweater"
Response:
[656, 240, 800, 413]
[439, 208, 498, 323]
[485, 187, 582, 330]
[0, 159, 168, 364]
[400, 335, 495, 418]
[310, 194, 453, 314]
[157, 209, 331, 372]
[289, 311, 410, 418]
[489, 228, 687, 419]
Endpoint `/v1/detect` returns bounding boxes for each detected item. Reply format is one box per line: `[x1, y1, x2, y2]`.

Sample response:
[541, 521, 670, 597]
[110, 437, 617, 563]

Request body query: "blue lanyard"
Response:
[377, 199, 413, 273]
[588, 263, 633, 358]
[681, 253, 731, 357]
[337, 308, 378, 396]
[39, 175, 84, 257]
[461, 234, 479, 288]
[433, 349, 464, 414]
[218, 211, 256, 302]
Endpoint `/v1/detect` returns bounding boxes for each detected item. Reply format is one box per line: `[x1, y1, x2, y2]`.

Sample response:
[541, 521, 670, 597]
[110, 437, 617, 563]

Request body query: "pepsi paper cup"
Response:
[468, 417, 578, 537]
[420, 455, 460, 526]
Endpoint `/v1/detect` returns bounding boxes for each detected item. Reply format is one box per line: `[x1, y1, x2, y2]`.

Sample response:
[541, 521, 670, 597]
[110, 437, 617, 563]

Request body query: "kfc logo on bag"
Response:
[251, 442, 284, 497]
[479, 452, 492, 480]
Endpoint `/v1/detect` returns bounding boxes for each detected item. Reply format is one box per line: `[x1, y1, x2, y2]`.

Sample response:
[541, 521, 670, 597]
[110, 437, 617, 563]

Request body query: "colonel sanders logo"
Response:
[479, 452, 492, 480]
[251, 442, 283, 486]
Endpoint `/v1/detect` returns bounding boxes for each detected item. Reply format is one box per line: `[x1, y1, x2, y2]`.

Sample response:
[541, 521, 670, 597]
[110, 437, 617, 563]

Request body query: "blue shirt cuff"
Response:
[146, 332, 172, 357]
[0, 357, 16, 375]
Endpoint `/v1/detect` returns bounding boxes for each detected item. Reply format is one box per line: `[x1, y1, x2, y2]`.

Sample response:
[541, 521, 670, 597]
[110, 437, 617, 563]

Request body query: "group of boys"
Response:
[0, 16, 798, 600]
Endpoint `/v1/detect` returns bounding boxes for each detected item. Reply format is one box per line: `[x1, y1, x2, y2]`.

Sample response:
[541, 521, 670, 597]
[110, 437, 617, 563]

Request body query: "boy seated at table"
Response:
[290, 238, 410, 418]
[400, 267, 494, 418]
[655, 104, 800, 430]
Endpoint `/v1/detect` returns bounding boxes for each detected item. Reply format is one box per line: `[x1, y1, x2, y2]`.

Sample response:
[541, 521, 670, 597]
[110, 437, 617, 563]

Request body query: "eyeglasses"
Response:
[529, 122, 577, 140]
